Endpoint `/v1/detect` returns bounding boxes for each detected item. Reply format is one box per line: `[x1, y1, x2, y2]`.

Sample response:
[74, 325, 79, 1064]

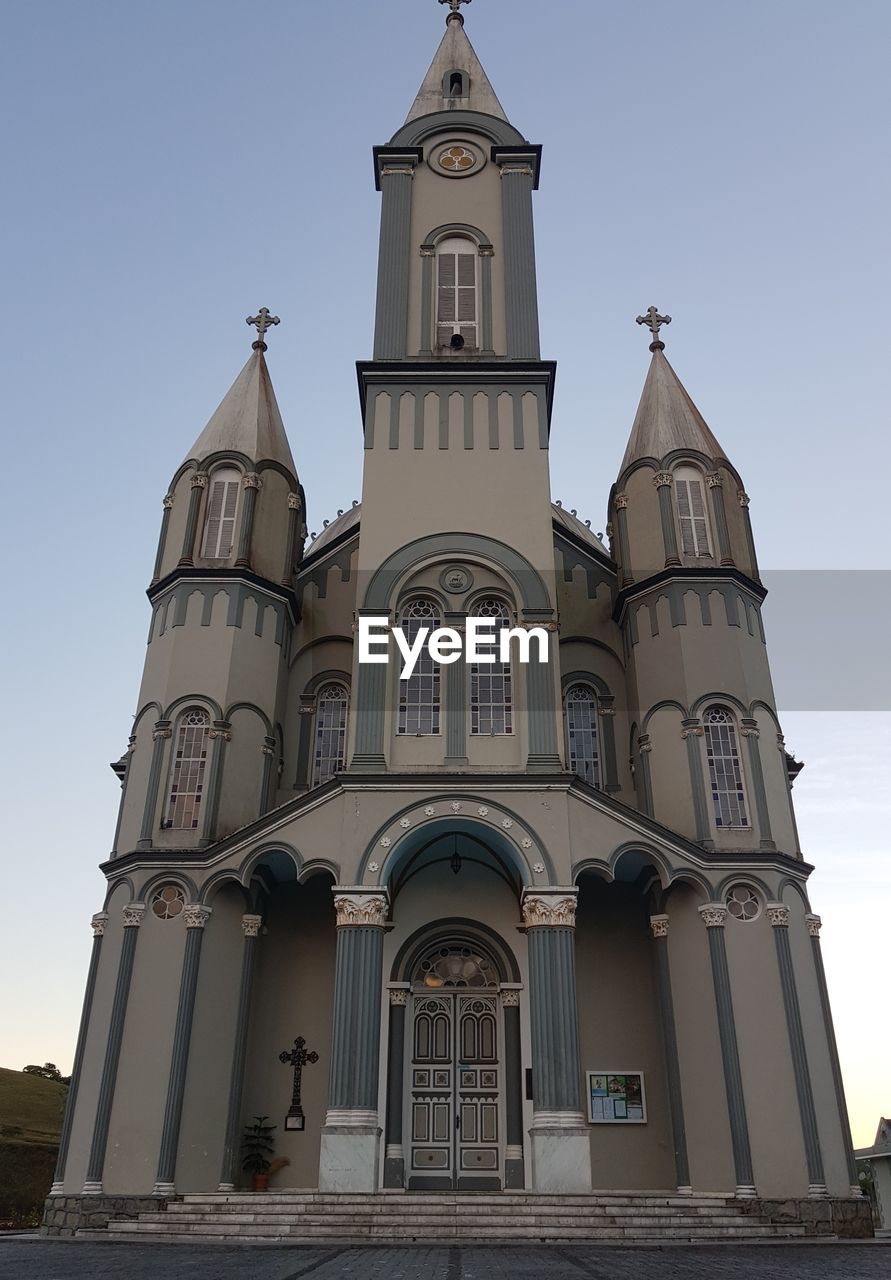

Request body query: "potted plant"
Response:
[241, 1115, 285, 1191]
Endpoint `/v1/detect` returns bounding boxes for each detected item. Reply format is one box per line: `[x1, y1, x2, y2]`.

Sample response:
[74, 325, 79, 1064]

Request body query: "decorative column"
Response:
[765, 904, 827, 1196]
[383, 987, 408, 1188]
[178, 471, 207, 566]
[706, 473, 735, 566]
[682, 720, 713, 847]
[524, 617, 561, 772]
[522, 888, 591, 1192]
[281, 492, 303, 587]
[137, 721, 171, 850]
[739, 720, 775, 850]
[83, 904, 145, 1194]
[419, 245, 435, 356]
[649, 915, 692, 1193]
[635, 734, 654, 816]
[653, 472, 681, 567]
[496, 150, 541, 359]
[597, 697, 620, 793]
[319, 890, 389, 1191]
[445, 614, 467, 762]
[373, 151, 419, 359]
[613, 493, 633, 586]
[805, 914, 861, 1196]
[219, 913, 262, 1191]
[478, 244, 495, 355]
[201, 721, 231, 845]
[234, 473, 261, 568]
[698, 904, 756, 1197]
[350, 610, 389, 771]
[110, 735, 136, 856]
[738, 492, 760, 578]
[50, 913, 109, 1194]
[501, 987, 525, 1189]
[153, 905, 212, 1195]
[150, 493, 175, 586]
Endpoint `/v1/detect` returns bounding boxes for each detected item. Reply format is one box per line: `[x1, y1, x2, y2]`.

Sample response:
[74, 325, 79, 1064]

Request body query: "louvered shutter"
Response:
[675, 480, 696, 557]
[201, 470, 240, 559]
[688, 479, 710, 555]
[436, 241, 477, 347]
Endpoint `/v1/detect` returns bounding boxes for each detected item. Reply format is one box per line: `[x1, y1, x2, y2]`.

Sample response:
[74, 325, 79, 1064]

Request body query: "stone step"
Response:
[177, 1193, 733, 1209]
[134, 1211, 770, 1227]
[107, 1222, 806, 1243]
[165, 1201, 743, 1217]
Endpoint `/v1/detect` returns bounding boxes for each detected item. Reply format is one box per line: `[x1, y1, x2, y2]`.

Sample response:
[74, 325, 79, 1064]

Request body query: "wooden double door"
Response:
[407, 991, 503, 1190]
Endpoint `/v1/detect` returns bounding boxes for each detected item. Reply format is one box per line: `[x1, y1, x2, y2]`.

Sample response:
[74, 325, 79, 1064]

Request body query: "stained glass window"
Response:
[703, 705, 749, 828]
[166, 708, 210, 830]
[470, 598, 512, 735]
[565, 684, 600, 787]
[397, 599, 441, 735]
[312, 683, 348, 786]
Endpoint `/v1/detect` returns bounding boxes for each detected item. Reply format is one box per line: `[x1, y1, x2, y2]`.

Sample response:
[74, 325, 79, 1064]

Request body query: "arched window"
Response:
[397, 598, 441, 736]
[564, 684, 600, 787]
[673, 465, 712, 558]
[703, 705, 749, 828]
[165, 707, 210, 830]
[201, 466, 240, 560]
[436, 236, 477, 350]
[312, 682, 348, 787]
[470, 598, 512, 735]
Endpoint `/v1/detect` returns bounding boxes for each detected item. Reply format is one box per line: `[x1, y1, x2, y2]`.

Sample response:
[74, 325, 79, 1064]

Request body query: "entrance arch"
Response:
[384, 917, 524, 1191]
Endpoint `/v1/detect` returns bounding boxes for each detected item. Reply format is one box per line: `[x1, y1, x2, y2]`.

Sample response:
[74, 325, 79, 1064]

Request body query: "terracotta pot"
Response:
[252, 1173, 270, 1192]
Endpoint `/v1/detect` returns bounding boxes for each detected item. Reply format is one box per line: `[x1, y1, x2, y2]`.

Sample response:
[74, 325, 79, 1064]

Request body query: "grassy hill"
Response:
[0, 1068, 68, 1228]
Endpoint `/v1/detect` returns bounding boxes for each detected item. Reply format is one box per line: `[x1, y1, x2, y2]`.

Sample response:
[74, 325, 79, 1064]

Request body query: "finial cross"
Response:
[246, 307, 280, 350]
[279, 1036, 319, 1131]
[440, 0, 472, 15]
[636, 306, 671, 350]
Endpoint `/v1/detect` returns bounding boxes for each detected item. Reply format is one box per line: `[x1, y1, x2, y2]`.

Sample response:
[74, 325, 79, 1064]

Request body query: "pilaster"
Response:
[765, 904, 827, 1196]
[707, 472, 735, 566]
[150, 493, 175, 586]
[495, 149, 541, 359]
[137, 721, 171, 850]
[234, 472, 261, 568]
[178, 471, 207, 567]
[383, 986, 408, 1188]
[653, 472, 681, 567]
[373, 149, 421, 359]
[649, 914, 692, 1193]
[698, 903, 756, 1197]
[219, 913, 262, 1191]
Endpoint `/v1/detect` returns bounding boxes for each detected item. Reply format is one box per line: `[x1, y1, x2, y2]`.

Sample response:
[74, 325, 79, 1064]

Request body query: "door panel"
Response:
[408, 992, 502, 1190]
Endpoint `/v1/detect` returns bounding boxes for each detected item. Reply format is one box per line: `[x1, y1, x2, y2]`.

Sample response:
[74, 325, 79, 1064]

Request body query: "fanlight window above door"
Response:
[414, 944, 498, 989]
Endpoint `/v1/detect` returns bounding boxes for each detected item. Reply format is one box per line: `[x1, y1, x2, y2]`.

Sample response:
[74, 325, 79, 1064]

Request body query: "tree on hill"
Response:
[22, 1063, 70, 1085]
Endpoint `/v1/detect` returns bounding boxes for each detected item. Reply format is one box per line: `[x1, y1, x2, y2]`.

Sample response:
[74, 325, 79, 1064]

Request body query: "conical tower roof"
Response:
[405, 11, 507, 123]
[620, 348, 726, 474]
[185, 347, 297, 477]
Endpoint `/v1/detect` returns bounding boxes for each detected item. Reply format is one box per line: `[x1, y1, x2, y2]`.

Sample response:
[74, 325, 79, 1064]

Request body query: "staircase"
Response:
[99, 1191, 811, 1244]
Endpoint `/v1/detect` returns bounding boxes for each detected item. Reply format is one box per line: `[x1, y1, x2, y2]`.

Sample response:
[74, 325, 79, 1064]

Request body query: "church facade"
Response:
[47, 5, 863, 1230]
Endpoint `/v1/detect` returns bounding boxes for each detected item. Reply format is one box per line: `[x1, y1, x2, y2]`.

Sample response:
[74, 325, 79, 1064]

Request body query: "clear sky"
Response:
[0, 0, 888, 1147]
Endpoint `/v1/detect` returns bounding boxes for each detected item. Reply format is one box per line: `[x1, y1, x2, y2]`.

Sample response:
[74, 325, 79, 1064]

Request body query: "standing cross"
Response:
[440, 0, 472, 15]
[246, 307, 280, 349]
[278, 1036, 319, 1131]
[636, 306, 671, 349]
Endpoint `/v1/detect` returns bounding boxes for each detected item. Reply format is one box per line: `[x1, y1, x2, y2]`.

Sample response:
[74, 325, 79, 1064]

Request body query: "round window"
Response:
[439, 145, 476, 172]
[725, 884, 760, 921]
[152, 884, 186, 920]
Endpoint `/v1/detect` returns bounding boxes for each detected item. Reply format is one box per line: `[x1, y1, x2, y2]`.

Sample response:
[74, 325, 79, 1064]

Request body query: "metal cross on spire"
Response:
[246, 307, 280, 351]
[278, 1036, 319, 1131]
[636, 306, 671, 351]
[440, 0, 472, 20]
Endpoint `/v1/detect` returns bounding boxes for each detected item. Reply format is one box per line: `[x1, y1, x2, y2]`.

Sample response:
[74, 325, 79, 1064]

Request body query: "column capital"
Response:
[698, 903, 727, 929]
[653, 470, 674, 488]
[242, 472, 261, 490]
[287, 492, 302, 511]
[162, 494, 174, 510]
[190, 471, 208, 489]
[241, 913, 262, 937]
[183, 905, 212, 929]
[122, 904, 146, 928]
[706, 471, 723, 488]
[681, 719, 704, 739]
[152, 720, 172, 741]
[389, 988, 408, 1006]
[805, 913, 822, 938]
[501, 988, 521, 1006]
[738, 491, 751, 508]
[614, 492, 628, 509]
[521, 887, 578, 928]
[333, 888, 389, 927]
[765, 902, 790, 928]
[91, 912, 109, 936]
[649, 914, 670, 938]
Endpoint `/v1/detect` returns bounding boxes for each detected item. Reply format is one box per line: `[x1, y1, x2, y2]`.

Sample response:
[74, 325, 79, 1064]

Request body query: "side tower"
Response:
[114, 316, 305, 861]
[351, 2, 563, 775]
[610, 312, 798, 855]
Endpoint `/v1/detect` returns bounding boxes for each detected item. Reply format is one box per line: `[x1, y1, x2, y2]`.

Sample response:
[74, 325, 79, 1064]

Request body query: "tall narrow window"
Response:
[166, 707, 210, 830]
[470, 599, 512, 735]
[398, 599, 441, 735]
[313, 682, 348, 786]
[201, 467, 240, 560]
[674, 466, 712, 558]
[564, 684, 600, 786]
[703, 705, 749, 828]
[436, 237, 477, 350]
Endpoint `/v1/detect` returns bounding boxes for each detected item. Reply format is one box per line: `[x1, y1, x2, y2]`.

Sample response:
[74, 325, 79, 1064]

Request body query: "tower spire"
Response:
[407, 0, 507, 123]
[439, 0, 472, 22]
